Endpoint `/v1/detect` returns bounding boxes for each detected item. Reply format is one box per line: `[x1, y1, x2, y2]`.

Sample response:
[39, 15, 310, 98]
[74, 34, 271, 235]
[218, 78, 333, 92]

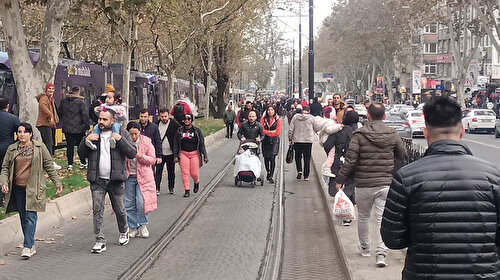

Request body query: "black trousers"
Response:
[294, 142, 312, 178]
[226, 122, 234, 138]
[65, 133, 86, 165]
[264, 156, 276, 178]
[38, 126, 55, 155]
[155, 154, 175, 191]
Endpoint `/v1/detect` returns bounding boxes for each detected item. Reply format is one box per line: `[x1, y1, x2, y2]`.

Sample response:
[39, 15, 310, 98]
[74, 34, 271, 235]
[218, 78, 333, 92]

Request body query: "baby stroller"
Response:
[234, 142, 263, 187]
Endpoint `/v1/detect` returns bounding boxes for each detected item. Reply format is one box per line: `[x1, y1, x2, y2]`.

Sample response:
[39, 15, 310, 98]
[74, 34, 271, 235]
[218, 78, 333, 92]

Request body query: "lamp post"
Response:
[308, 0, 314, 101]
[298, 9, 303, 99]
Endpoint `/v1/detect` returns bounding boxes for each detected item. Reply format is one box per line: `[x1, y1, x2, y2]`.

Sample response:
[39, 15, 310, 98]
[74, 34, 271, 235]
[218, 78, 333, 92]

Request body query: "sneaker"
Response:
[357, 244, 371, 257]
[323, 170, 336, 178]
[304, 177, 309, 181]
[80, 163, 88, 169]
[21, 246, 36, 259]
[156, 190, 161, 196]
[183, 190, 190, 198]
[109, 138, 116, 149]
[91, 242, 106, 254]
[296, 172, 302, 180]
[118, 229, 129, 245]
[168, 188, 175, 195]
[376, 255, 387, 267]
[139, 225, 149, 238]
[85, 139, 97, 150]
[342, 220, 352, 226]
[53, 162, 62, 170]
[129, 228, 139, 238]
[67, 164, 73, 170]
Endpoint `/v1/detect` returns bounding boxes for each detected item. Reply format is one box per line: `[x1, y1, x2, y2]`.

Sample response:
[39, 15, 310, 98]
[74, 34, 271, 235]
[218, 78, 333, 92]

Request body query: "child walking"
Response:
[321, 107, 338, 177]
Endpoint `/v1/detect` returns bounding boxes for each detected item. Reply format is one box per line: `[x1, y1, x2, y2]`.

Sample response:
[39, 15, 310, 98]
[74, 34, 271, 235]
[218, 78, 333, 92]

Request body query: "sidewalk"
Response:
[0, 129, 240, 280]
[310, 143, 406, 280]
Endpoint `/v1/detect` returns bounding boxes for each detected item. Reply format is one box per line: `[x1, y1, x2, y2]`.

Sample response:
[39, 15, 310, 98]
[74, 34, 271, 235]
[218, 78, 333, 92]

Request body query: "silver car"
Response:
[383, 112, 412, 139]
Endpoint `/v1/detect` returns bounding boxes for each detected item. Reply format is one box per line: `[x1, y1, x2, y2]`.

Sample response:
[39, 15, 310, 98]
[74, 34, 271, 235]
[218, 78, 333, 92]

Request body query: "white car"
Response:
[462, 109, 496, 133]
[406, 110, 425, 137]
[354, 104, 367, 118]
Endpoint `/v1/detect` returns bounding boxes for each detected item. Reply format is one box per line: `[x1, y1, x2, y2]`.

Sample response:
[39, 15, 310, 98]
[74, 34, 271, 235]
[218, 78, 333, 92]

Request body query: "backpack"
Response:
[173, 103, 185, 123]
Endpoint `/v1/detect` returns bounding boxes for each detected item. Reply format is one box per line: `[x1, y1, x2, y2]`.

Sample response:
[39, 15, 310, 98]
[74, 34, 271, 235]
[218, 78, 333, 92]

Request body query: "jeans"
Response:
[93, 122, 121, 134]
[294, 142, 312, 178]
[124, 176, 148, 229]
[179, 150, 200, 190]
[12, 186, 38, 249]
[90, 178, 128, 243]
[155, 154, 175, 191]
[225, 122, 234, 137]
[38, 126, 55, 155]
[65, 133, 86, 165]
[264, 156, 276, 177]
[356, 186, 389, 257]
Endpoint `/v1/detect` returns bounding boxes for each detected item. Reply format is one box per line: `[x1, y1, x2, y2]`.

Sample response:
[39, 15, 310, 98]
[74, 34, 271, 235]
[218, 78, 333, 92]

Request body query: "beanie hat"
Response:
[105, 84, 115, 93]
[45, 83, 55, 93]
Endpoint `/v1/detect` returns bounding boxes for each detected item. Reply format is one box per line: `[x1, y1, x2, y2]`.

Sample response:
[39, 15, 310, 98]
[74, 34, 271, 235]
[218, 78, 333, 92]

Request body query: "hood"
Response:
[295, 113, 313, 122]
[36, 93, 47, 102]
[424, 139, 472, 157]
[356, 120, 398, 148]
[64, 93, 84, 99]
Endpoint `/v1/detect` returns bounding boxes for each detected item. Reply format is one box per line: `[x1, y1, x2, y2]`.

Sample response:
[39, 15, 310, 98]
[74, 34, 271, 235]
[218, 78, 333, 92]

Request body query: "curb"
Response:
[310, 143, 355, 280]
[0, 127, 226, 257]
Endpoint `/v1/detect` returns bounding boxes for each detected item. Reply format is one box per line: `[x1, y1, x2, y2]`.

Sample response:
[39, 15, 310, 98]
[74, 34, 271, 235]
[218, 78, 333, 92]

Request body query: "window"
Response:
[424, 43, 437, 53]
[425, 63, 437, 74]
[424, 24, 437, 34]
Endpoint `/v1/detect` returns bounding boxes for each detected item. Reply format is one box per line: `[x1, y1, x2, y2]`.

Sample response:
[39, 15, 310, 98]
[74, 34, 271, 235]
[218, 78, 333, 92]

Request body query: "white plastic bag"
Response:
[332, 189, 356, 220]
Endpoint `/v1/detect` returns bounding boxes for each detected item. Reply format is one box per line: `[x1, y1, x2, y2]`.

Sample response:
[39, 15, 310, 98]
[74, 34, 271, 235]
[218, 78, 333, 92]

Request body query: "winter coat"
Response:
[288, 113, 318, 143]
[58, 93, 90, 134]
[139, 121, 162, 158]
[36, 93, 58, 128]
[324, 124, 355, 175]
[381, 140, 500, 280]
[126, 135, 157, 214]
[78, 128, 137, 183]
[309, 101, 323, 117]
[223, 109, 236, 124]
[237, 121, 264, 143]
[336, 120, 405, 188]
[1, 140, 61, 213]
[0, 110, 20, 161]
[172, 125, 208, 167]
[170, 100, 193, 116]
[316, 117, 342, 146]
[260, 116, 281, 157]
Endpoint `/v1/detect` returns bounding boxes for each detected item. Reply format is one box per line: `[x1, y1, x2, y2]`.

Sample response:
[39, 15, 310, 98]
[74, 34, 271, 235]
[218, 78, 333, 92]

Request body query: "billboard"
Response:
[412, 70, 421, 94]
[314, 72, 334, 83]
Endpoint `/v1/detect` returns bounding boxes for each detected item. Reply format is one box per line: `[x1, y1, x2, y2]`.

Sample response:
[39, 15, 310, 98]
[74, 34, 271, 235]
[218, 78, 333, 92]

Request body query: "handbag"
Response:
[286, 144, 294, 164]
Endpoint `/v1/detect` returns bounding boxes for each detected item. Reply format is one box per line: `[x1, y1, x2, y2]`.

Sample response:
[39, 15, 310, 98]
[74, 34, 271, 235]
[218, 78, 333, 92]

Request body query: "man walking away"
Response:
[0, 97, 19, 206]
[155, 108, 181, 195]
[288, 105, 317, 181]
[79, 109, 137, 254]
[336, 102, 405, 267]
[58, 86, 90, 170]
[309, 97, 323, 117]
[223, 104, 237, 138]
[381, 97, 500, 279]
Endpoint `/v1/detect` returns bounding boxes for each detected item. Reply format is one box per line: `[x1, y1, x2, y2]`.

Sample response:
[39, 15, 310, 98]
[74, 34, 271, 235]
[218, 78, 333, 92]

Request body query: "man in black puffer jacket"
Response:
[381, 96, 500, 280]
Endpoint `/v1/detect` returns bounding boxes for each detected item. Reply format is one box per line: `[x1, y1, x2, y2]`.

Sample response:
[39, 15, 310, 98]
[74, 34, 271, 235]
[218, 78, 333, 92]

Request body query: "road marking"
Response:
[462, 138, 500, 150]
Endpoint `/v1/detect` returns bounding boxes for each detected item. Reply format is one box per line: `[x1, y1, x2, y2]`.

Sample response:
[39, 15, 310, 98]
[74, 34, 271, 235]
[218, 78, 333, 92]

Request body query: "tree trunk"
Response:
[204, 37, 213, 119]
[0, 0, 69, 139]
[166, 69, 175, 110]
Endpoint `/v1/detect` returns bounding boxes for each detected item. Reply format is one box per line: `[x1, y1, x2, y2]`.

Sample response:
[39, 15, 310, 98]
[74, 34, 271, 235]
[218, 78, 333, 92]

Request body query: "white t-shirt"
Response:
[158, 120, 173, 156]
[99, 130, 112, 179]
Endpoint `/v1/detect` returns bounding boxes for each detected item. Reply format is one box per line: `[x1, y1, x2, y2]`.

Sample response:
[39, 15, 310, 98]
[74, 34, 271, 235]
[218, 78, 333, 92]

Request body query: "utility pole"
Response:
[299, 8, 303, 99]
[308, 0, 314, 100]
[292, 45, 296, 97]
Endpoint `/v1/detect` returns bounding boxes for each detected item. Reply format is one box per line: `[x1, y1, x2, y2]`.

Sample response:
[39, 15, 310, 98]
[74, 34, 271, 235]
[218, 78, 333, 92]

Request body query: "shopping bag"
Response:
[332, 189, 356, 220]
[286, 145, 294, 164]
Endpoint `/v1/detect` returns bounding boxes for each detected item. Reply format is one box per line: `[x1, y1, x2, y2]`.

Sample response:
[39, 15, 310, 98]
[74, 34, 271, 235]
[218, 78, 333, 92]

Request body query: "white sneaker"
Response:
[376, 255, 387, 267]
[53, 162, 62, 170]
[118, 229, 129, 245]
[79, 163, 88, 169]
[21, 246, 36, 259]
[139, 225, 149, 238]
[67, 164, 73, 170]
[129, 228, 139, 238]
[357, 244, 371, 257]
[85, 139, 97, 150]
[91, 242, 106, 254]
[323, 170, 336, 178]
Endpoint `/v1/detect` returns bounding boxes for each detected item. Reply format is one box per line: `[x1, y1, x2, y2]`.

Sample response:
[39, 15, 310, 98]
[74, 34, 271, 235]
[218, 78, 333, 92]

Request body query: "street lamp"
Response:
[308, 0, 314, 101]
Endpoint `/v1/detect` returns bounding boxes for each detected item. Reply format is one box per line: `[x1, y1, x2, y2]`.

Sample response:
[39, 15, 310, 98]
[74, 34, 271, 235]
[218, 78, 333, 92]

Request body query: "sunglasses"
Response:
[184, 115, 192, 120]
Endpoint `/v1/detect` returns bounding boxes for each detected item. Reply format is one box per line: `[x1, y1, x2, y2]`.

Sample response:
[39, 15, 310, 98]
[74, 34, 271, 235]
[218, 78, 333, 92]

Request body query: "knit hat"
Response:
[45, 83, 55, 93]
[105, 84, 115, 93]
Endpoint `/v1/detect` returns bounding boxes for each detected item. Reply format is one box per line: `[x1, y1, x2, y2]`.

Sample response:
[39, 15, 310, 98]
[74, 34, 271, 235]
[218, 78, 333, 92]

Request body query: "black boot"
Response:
[194, 183, 199, 193]
[183, 190, 190, 198]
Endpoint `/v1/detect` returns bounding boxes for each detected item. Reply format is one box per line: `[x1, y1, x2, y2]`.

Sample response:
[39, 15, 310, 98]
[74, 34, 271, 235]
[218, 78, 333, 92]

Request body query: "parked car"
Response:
[462, 109, 496, 133]
[406, 110, 425, 137]
[354, 104, 368, 118]
[495, 116, 500, 138]
[389, 104, 414, 114]
[384, 112, 411, 139]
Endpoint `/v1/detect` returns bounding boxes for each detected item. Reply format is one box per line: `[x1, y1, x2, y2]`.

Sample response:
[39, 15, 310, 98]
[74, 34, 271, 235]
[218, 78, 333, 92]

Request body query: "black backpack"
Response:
[173, 103, 185, 123]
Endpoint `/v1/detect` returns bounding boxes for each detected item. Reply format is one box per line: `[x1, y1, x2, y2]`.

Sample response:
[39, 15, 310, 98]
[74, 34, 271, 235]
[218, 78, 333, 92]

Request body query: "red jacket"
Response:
[260, 116, 282, 138]
[170, 101, 193, 115]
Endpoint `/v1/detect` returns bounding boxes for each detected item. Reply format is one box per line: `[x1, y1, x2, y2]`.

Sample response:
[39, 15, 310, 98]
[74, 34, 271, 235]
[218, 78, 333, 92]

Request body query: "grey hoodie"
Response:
[288, 113, 317, 143]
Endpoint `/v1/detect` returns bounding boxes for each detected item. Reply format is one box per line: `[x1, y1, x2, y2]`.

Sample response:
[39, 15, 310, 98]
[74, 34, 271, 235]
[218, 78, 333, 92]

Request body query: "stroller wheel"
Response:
[235, 177, 238, 187]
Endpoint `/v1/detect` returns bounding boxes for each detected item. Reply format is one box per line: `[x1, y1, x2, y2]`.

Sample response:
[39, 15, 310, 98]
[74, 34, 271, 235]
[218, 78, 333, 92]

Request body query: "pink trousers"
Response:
[179, 150, 200, 190]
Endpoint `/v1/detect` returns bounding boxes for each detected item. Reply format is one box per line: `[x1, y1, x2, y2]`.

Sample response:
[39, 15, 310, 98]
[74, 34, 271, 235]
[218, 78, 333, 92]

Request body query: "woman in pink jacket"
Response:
[124, 122, 157, 238]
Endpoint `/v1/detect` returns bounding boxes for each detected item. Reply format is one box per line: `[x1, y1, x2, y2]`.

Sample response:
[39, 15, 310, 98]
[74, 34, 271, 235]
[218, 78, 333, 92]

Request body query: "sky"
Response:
[272, 0, 337, 56]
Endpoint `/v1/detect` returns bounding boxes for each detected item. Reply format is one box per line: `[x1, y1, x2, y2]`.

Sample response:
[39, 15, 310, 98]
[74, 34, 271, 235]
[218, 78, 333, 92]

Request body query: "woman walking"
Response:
[124, 122, 157, 238]
[260, 105, 282, 183]
[173, 114, 209, 198]
[0, 123, 63, 259]
[36, 83, 61, 170]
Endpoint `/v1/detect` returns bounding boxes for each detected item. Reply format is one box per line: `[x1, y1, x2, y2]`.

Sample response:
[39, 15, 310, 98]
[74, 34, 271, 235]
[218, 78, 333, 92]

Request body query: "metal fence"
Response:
[395, 138, 427, 171]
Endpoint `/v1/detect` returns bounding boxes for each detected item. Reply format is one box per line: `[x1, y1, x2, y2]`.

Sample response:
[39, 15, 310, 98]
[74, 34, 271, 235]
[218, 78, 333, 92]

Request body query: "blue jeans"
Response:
[12, 186, 38, 249]
[124, 176, 148, 229]
[92, 122, 121, 134]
